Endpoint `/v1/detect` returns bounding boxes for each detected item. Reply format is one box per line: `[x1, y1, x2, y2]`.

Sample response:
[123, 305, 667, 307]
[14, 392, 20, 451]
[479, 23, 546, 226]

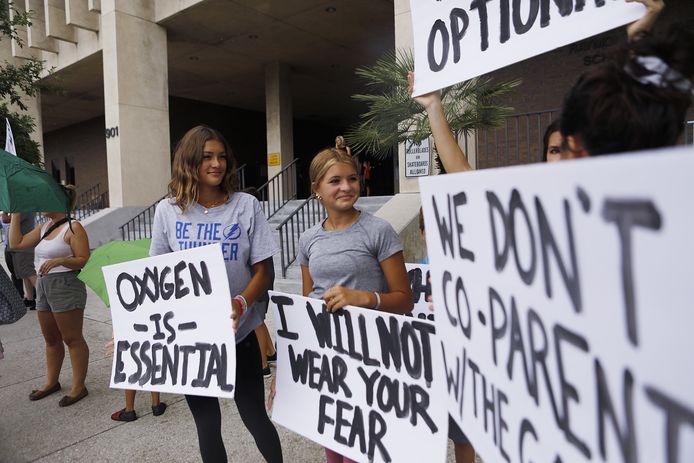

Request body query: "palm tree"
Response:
[345, 50, 520, 165]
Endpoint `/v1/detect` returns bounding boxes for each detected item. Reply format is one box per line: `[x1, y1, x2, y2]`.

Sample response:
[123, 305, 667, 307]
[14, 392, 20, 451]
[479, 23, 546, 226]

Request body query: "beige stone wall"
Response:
[43, 117, 108, 199]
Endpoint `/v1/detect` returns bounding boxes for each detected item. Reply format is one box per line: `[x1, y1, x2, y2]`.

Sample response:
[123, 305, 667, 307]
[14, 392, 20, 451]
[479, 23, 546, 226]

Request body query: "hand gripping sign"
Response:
[419, 146, 694, 463]
[269, 291, 448, 463]
[104, 244, 236, 398]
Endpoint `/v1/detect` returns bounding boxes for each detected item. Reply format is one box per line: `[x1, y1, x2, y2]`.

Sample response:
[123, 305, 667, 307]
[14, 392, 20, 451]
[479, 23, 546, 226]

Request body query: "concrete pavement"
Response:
[0, 256, 459, 462]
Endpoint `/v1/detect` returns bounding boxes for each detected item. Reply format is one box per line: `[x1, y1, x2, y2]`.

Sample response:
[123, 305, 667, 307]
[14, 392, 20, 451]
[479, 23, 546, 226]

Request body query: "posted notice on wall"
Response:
[419, 146, 694, 463]
[410, 0, 645, 95]
[269, 291, 447, 463]
[405, 138, 431, 178]
[103, 244, 236, 398]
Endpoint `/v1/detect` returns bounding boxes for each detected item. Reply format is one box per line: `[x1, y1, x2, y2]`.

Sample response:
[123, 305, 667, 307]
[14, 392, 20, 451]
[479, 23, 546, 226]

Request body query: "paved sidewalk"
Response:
[0, 255, 459, 462]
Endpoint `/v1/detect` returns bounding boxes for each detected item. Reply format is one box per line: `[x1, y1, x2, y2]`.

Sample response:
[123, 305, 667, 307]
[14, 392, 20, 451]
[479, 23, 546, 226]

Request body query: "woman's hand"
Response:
[323, 286, 371, 312]
[230, 298, 241, 333]
[39, 257, 65, 275]
[626, 0, 664, 40]
[408, 71, 442, 111]
[267, 376, 277, 411]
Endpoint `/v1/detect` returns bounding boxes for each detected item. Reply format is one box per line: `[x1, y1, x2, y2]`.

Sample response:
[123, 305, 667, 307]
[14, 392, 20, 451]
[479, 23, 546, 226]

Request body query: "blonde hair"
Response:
[309, 148, 359, 194]
[168, 125, 239, 212]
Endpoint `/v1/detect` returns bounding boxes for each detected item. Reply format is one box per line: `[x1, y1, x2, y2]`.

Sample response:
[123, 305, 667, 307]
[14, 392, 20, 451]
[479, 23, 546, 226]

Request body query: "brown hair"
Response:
[168, 125, 239, 211]
[309, 147, 359, 194]
[63, 184, 78, 212]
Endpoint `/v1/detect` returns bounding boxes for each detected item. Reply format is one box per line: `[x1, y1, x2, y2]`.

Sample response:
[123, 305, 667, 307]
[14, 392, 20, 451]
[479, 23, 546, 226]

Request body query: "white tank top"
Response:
[35, 221, 76, 274]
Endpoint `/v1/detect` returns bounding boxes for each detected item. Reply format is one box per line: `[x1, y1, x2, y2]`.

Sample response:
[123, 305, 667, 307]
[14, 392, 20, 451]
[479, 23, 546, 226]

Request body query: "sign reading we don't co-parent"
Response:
[420, 146, 694, 463]
[269, 291, 448, 463]
[410, 0, 645, 96]
[103, 244, 236, 398]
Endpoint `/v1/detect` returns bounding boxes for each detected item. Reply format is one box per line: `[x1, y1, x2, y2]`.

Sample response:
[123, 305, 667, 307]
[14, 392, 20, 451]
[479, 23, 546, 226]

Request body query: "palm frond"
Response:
[346, 50, 521, 159]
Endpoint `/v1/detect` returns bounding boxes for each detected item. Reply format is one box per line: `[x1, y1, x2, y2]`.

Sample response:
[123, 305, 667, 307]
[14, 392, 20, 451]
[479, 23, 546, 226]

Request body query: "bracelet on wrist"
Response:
[373, 292, 381, 310]
[233, 295, 248, 316]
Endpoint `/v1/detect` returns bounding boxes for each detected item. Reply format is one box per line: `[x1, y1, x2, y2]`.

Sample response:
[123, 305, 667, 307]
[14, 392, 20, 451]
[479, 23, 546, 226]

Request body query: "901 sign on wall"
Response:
[105, 126, 119, 139]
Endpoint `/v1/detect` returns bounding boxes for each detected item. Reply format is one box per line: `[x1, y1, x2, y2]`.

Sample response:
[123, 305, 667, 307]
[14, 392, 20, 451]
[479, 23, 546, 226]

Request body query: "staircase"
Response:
[270, 196, 392, 295]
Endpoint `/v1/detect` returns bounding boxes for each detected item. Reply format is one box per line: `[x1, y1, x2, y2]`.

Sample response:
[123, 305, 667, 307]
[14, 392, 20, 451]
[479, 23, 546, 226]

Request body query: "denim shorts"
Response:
[36, 271, 86, 312]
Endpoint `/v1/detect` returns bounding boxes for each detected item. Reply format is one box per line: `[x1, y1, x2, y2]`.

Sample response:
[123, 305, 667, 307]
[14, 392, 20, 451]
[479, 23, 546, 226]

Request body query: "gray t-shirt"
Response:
[299, 211, 403, 299]
[150, 192, 279, 343]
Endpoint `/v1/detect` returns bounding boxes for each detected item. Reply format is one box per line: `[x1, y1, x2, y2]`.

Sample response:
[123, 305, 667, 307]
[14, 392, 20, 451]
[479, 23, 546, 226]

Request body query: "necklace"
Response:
[199, 195, 227, 214]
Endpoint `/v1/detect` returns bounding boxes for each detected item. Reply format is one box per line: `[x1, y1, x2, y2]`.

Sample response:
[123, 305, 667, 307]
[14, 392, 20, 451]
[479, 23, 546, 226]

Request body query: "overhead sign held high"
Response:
[410, 0, 645, 96]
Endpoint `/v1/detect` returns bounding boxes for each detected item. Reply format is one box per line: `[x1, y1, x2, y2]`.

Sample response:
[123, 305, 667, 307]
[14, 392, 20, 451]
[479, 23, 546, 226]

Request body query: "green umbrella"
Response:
[0, 148, 68, 213]
[78, 239, 151, 307]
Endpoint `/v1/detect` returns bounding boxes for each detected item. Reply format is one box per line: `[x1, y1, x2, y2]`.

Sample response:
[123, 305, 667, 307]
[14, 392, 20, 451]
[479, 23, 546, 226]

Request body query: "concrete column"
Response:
[265, 62, 294, 202]
[101, 1, 170, 207]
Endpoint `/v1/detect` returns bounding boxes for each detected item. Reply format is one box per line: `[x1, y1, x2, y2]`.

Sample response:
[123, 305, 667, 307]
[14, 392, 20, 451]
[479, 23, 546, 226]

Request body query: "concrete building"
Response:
[2, 0, 692, 210]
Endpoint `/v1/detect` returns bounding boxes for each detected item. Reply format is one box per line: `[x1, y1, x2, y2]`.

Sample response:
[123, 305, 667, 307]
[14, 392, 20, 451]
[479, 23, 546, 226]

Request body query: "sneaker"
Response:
[266, 352, 277, 365]
[152, 402, 167, 416]
[262, 366, 272, 379]
[111, 408, 137, 422]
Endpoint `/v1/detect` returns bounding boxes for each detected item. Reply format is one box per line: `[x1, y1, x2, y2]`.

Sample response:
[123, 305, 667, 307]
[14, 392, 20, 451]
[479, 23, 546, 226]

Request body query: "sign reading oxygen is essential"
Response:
[410, 0, 645, 95]
[269, 291, 447, 463]
[419, 146, 694, 463]
[103, 244, 236, 398]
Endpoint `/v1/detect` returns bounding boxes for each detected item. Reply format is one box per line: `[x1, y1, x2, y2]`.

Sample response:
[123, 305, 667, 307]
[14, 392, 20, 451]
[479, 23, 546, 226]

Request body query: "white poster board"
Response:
[104, 244, 236, 398]
[419, 146, 694, 463]
[410, 0, 645, 96]
[405, 138, 431, 178]
[269, 291, 447, 463]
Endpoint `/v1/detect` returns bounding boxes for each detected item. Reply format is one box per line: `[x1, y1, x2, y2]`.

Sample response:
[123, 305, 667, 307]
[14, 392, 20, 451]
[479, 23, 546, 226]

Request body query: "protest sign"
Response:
[406, 263, 434, 321]
[410, 0, 645, 96]
[103, 244, 236, 398]
[269, 291, 447, 463]
[419, 146, 694, 463]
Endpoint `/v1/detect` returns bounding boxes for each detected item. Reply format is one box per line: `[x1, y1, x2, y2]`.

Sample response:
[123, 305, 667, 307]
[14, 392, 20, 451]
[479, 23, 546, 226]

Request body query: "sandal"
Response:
[29, 382, 61, 401]
[111, 408, 137, 422]
[152, 402, 167, 416]
[58, 387, 88, 407]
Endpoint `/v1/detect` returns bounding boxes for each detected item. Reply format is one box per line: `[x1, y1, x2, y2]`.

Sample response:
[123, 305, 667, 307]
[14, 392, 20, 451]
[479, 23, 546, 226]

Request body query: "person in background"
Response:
[3, 212, 36, 309]
[9, 186, 91, 406]
[1, 212, 24, 298]
[150, 125, 283, 463]
[542, 120, 563, 163]
[242, 186, 278, 379]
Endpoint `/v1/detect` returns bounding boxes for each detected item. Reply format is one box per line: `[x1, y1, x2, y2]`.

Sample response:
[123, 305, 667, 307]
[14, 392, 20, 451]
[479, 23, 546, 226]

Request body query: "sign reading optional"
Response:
[103, 244, 235, 399]
[405, 138, 430, 177]
[410, 0, 644, 95]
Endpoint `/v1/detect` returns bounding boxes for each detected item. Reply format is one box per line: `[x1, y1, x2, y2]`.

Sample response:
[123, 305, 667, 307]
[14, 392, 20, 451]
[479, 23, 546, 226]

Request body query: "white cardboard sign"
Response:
[419, 146, 694, 463]
[269, 291, 447, 463]
[104, 244, 236, 398]
[406, 263, 435, 322]
[410, 0, 645, 96]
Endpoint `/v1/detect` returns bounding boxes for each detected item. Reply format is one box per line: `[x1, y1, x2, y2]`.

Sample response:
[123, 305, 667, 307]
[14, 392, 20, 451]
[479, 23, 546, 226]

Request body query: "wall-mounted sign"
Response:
[405, 138, 430, 178]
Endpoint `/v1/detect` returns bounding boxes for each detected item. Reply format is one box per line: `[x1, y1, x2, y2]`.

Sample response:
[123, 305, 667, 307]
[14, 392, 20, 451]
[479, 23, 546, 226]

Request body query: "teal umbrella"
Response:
[78, 239, 151, 307]
[0, 148, 68, 213]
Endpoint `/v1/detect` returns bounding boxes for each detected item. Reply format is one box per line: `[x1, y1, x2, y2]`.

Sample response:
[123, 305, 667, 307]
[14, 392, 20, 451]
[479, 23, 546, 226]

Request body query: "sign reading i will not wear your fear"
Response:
[419, 146, 694, 463]
[269, 291, 448, 463]
[410, 0, 645, 95]
[103, 244, 236, 398]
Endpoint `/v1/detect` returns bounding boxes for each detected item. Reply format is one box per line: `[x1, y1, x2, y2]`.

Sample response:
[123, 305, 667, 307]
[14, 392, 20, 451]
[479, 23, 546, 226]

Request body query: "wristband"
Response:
[233, 295, 248, 317]
[373, 292, 381, 310]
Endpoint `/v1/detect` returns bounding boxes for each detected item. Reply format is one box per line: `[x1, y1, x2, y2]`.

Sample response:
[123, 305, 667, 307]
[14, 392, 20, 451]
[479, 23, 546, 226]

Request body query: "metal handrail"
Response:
[684, 121, 694, 145]
[118, 164, 248, 241]
[276, 194, 326, 278]
[475, 109, 561, 168]
[256, 158, 299, 219]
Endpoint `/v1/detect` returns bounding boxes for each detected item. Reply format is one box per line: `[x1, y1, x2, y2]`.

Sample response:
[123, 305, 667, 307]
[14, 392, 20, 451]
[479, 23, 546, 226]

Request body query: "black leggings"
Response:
[185, 331, 283, 463]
